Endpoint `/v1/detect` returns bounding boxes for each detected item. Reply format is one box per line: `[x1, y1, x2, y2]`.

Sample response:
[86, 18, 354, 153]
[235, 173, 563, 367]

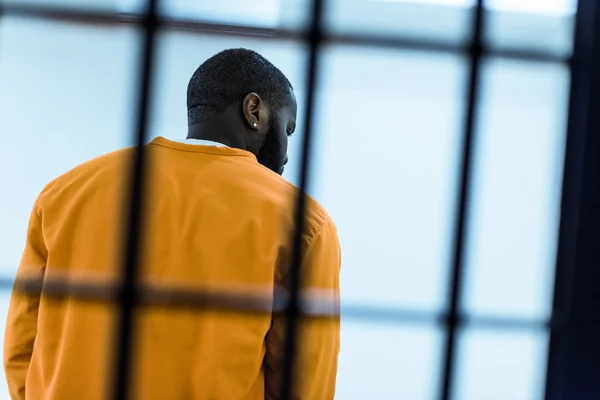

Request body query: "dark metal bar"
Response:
[439, 2, 485, 400]
[5, 275, 553, 329]
[2, 2, 569, 64]
[280, 0, 324, 398]
[544, 1, 600, 399]
[111, 0, 159, 398]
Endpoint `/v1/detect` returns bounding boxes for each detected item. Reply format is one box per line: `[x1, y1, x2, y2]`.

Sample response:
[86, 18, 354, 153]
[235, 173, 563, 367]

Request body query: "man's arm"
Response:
[265, 218, 341, 400]
[4, 204, 47, 400]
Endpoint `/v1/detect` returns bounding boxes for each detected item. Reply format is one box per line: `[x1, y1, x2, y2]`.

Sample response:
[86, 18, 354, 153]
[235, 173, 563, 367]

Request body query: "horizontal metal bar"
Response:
[0, 275, 551, 331]
[1, 3, 570, 64]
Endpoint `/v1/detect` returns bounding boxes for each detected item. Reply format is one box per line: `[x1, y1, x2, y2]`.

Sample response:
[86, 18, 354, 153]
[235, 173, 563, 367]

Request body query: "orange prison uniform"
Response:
[4, 137, 341, 400]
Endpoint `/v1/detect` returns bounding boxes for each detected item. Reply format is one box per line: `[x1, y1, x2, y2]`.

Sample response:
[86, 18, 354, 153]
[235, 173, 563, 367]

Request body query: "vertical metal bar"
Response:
[439, 1, 485, 400]
[545, 1, 600, 399]
[111, 0, 160, 399]
[280, 0, 325, 399]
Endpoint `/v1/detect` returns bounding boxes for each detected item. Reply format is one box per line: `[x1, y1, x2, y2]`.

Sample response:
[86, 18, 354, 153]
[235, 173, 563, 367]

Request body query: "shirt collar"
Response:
[174, 138, 229, 148]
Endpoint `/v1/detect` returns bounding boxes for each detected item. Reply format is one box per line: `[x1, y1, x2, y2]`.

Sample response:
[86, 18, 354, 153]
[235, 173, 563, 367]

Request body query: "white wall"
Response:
[0, 1, 572, 399]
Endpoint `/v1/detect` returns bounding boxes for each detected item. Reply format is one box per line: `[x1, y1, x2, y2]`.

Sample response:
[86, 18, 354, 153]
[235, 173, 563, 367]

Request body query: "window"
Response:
[0, 1, 579, 399]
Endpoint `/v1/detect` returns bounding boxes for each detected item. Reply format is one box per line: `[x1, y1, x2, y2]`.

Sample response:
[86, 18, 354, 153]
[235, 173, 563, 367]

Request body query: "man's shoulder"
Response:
[254, 168, 333, 231]
[38, 147, 131, 202]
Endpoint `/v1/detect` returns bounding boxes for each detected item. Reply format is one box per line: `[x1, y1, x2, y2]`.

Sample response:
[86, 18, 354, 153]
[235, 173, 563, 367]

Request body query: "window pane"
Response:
[462, 59, 569, 319]
[313, 46, 466, 312]
[159, 0, 284, 28]
[0, 18, 138, 278]
[485, 0, 576, 58]
[454, 328, 548, 400]
[326, 0, 471, 44]
[337, 321, 442, 400]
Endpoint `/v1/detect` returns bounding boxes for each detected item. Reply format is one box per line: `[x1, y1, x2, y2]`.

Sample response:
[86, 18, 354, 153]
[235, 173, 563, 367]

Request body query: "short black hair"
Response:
[187, 48, 293, 125]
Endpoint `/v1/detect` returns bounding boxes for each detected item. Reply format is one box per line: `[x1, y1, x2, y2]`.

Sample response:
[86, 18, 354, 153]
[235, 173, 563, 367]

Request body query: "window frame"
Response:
[0, 1, 596, 399]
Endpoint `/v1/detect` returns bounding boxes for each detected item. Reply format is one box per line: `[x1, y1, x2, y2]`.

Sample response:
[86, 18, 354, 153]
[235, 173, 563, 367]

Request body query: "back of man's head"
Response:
[187, 48, 293, 125]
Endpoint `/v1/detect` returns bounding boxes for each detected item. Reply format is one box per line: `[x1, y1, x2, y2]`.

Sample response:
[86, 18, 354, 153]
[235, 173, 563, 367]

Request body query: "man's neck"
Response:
[187, 123, 246, 150]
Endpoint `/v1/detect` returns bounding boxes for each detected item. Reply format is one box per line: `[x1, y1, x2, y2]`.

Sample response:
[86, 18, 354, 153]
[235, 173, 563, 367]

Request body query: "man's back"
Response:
[4, 137, 341, 400]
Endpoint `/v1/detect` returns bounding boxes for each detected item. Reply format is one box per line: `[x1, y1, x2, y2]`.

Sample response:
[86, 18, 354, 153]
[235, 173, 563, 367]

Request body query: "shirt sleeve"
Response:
[4, 204, 47, 400]
[264, 218, 341, 400]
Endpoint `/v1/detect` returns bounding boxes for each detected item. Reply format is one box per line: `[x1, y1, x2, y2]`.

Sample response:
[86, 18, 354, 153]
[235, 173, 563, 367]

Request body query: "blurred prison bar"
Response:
[0, 0, 575, 399]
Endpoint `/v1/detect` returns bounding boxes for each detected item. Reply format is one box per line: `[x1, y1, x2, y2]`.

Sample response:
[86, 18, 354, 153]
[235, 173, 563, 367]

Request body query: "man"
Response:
[4, 49, 341, 400]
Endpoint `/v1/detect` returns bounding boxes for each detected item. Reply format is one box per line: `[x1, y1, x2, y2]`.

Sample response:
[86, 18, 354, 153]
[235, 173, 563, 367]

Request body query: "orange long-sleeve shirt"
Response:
[4, 137, 341, 400]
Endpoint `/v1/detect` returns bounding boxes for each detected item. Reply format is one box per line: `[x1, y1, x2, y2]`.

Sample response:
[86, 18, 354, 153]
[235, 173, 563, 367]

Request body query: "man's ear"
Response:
[242, 92, 263, 130]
